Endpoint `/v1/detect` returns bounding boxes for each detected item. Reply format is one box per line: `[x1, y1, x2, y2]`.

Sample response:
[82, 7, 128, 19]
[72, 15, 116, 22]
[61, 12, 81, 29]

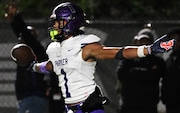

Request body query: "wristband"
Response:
[37, 61, 50, 74]
[115, 48, 125, 59]
[137, 46, 146, 58]
[147, 46, 152, 55]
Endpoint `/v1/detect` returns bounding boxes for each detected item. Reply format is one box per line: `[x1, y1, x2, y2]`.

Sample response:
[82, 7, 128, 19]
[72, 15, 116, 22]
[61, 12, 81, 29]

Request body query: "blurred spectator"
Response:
[137, 22, 158, 40]
[161, 28, 180, 113]
[116, 30, 166, 113]
[5, 3, 65, 113]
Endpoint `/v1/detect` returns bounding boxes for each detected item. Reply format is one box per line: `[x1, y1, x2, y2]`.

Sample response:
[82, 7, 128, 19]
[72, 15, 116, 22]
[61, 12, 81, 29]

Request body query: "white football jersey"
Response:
[46, 34, 101, 104]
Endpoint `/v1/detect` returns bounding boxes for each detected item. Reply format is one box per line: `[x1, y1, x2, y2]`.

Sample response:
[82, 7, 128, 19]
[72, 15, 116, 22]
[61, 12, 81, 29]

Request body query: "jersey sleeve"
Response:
[80, 34, 101, 47]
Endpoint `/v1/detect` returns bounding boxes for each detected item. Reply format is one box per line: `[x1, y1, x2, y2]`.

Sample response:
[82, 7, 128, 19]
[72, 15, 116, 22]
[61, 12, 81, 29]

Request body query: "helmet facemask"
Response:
[48, 17, 69, 42]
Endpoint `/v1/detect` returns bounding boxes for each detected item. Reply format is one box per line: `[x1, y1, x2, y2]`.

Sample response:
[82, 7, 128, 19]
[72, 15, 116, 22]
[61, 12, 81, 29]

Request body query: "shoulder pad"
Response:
[78, 34, 101, 47]
[46, 42, 61, 55]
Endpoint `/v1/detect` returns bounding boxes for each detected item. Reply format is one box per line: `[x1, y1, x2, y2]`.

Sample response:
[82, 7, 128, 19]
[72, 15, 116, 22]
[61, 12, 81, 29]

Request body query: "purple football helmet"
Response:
[49, 2, 85, 41]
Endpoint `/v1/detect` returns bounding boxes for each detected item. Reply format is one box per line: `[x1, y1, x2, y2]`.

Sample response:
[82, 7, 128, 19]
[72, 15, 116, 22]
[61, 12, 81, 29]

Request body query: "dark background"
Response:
[1, 0, 180, 20]
[0, 0, 180, 113]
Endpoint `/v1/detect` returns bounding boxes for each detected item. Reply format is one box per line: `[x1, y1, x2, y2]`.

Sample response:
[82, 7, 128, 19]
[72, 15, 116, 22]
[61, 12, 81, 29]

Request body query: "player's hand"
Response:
[149, 34, 176, 54]
[4, 3, 18, 22]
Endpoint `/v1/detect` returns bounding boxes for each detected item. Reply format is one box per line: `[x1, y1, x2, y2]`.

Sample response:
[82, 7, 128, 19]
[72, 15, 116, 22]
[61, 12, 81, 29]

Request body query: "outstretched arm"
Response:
[5, 3, 29, 39]
[83, 43, 148, 61]
[5, 3, 47, 61]
[83, 34, 175, 61]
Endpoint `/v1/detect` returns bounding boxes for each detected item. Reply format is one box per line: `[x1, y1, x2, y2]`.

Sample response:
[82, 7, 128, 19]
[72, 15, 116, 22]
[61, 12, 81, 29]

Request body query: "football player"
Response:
[26, 2, 175, 113]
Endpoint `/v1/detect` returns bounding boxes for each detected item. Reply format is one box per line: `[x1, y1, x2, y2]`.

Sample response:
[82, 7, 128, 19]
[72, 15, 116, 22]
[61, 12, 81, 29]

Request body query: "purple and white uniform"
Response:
[46, 34, 100, 104]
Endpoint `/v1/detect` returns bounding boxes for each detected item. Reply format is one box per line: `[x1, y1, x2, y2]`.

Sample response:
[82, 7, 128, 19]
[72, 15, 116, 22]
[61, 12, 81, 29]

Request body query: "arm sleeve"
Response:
[11, 13, 27, 37]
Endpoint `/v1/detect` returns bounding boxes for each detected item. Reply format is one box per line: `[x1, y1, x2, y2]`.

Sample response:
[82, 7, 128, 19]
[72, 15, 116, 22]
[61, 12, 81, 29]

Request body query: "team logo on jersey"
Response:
[160, 39, 174, 50]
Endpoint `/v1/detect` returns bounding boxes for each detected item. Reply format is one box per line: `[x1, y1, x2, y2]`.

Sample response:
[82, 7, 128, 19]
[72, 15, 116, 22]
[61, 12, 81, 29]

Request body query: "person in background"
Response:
[137, 22, 158, 40]
[5, 3, 65, 113]
[161, 28, 180, 113]
[24, 2, 175, 113]
[116, 31, 166, 113]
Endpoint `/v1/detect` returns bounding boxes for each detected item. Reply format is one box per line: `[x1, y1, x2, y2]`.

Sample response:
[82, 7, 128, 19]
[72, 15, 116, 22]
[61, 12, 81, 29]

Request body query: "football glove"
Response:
[148, 34, 176, 54]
